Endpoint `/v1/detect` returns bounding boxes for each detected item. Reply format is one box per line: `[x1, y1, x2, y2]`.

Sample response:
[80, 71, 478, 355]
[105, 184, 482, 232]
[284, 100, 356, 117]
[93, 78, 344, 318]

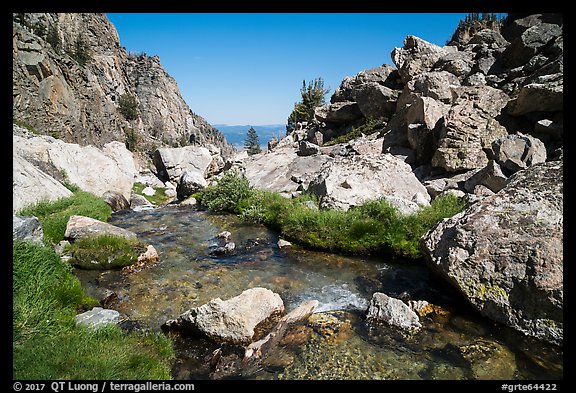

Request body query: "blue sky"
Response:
[106, 13, 470, 125]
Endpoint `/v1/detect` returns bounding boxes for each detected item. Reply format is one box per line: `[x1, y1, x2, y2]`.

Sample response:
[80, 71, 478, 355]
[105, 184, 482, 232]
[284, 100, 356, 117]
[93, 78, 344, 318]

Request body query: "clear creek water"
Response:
[74, 205, 562, 380]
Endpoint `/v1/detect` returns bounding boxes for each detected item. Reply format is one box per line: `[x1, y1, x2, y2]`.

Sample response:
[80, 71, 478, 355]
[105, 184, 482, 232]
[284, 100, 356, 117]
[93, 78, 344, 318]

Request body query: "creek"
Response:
[74, 204, 562, 380]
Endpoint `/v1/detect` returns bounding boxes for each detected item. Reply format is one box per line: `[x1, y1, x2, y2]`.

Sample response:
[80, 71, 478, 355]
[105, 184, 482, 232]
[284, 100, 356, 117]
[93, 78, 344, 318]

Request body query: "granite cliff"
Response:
[12, 13, 234, 163]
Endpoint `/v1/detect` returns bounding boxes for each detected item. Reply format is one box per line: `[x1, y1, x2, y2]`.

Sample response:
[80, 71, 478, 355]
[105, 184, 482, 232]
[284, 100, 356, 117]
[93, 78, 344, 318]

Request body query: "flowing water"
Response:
[74, 205, 562, 380]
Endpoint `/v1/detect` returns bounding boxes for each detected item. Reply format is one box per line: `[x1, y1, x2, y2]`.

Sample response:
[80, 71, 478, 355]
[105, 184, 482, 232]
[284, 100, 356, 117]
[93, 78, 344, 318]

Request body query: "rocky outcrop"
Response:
[421, 161, 563, 345]
[13, 125, 137, 203]
[13, 149, 72, 214]
[245, 14, 560, 347]
[163, 287, 285, 345]
[12, 13, 233, 161]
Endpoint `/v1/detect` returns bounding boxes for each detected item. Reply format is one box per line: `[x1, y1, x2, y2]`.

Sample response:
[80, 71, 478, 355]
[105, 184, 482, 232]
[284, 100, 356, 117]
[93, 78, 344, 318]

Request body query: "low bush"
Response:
[198, 171, 253, 214]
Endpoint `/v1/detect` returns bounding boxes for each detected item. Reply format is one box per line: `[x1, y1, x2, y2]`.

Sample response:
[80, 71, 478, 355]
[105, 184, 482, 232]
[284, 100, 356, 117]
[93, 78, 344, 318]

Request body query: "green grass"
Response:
[17, 190, 112, 247]
[13, 241, 174, 380]
[197, 172, 467, 259]
[66, 235, 148, 270]
[132, 182, 171, 206]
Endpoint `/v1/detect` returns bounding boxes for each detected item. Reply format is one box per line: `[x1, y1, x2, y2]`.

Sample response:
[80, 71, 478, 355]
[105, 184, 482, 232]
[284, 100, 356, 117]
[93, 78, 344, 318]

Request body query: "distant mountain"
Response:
[213, 124, 286, 150]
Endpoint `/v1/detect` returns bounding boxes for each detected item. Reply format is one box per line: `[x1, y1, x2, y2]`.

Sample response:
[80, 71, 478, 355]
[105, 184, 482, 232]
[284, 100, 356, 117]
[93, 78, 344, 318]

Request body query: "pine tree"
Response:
[286, 77, 329, 134]
[244, 127, 262, 155]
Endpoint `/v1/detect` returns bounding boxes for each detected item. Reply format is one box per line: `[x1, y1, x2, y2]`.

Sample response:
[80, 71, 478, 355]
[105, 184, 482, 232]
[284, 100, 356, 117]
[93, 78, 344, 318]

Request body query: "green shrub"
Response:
[46, 22, 62, 52]
[286, 78, 329, 134]
[198, 171, 254, 213]
[18, 190, 112, 247]
[69, 34, 91, 66]
[324, 118, 384, 146]
[123, 126, 141, 152]
[118, 93, 139, 121]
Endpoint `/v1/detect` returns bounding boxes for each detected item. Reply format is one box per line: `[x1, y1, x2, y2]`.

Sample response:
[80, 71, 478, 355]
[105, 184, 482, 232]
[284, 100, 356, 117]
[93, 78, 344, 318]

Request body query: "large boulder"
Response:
[306, 153, 430, 212]
[350, 82, 398, 120]
[502, 23, 563, 68]
[13, 129, 136, 202]
[507, 75, 563, 116]
[431, 86, 510, 172]
[176, 170, 208, 200]
[314, 101, 363, 124]
[331, 64, 402, 103]
[152, 145, 213, 183]
[239, 146, 332, 194]
[163, 287, 285, 345]
[489, 133, 547, 175]
[421, 161, 563, 346]
[403, 71, 462, 105]
[102, 190, 130, 212]
[64, 215, 138, 241]
[433, 50, 476, 81]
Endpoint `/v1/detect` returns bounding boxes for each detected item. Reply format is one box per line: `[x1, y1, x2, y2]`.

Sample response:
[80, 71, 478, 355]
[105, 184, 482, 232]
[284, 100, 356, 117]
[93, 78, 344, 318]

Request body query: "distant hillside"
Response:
[214, 124, 286, 150]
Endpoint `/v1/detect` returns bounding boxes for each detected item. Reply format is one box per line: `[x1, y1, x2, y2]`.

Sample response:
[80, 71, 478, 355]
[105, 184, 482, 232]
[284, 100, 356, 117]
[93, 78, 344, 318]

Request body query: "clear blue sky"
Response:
[106, 13, 469, 125]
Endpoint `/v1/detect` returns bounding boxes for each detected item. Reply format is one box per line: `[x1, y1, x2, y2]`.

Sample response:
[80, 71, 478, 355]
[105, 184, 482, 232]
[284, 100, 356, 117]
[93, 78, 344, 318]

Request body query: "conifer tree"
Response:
[244, 127, 262, 155]
[286, 77, 329, 134]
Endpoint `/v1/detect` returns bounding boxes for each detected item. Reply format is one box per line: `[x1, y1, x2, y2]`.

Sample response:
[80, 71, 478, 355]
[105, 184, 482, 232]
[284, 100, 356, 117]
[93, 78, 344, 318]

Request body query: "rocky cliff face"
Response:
[12, 13, 234, 161]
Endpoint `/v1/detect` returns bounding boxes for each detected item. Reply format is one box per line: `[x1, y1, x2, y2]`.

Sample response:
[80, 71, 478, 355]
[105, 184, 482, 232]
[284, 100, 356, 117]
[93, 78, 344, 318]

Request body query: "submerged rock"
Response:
[308, 310, 354, 344]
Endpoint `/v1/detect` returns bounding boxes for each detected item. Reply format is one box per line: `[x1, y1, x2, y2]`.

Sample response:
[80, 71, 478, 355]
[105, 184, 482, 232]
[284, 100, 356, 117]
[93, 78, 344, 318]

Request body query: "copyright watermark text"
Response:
[13, 382, 194, 393]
